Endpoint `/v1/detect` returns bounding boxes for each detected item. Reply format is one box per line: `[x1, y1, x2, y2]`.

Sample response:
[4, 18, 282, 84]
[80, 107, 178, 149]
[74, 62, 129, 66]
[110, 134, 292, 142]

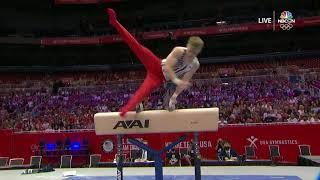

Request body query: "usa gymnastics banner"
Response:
[0, 123, 319, 166]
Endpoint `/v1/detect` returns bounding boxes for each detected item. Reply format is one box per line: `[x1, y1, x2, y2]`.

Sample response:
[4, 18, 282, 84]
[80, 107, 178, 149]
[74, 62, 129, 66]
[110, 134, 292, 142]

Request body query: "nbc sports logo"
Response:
[279, 11, 293, 20]
[278, 11, 295, 30]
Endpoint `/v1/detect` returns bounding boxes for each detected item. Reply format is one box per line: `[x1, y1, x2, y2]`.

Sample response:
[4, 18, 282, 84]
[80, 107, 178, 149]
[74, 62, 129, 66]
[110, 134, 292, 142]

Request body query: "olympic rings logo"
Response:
[280, 23, 293, 30]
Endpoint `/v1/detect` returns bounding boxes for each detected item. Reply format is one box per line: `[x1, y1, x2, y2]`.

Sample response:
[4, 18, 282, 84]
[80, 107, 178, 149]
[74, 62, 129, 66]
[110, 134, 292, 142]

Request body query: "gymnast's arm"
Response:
[165, 47, 191, 88]
[171, 59, 200, 100]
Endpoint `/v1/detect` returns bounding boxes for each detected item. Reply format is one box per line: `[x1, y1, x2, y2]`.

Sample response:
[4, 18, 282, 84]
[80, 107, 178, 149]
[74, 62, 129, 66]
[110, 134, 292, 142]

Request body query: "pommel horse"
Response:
[94, 108, 219, 180]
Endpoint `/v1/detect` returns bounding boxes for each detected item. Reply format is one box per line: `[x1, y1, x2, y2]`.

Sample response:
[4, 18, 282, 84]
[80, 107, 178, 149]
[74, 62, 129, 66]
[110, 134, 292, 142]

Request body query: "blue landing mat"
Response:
[66, 175, 302, 180]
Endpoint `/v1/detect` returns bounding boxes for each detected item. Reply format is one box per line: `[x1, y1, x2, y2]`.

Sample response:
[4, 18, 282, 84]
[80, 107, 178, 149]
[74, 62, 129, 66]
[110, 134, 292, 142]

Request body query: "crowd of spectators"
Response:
[0, 63, 320, 132]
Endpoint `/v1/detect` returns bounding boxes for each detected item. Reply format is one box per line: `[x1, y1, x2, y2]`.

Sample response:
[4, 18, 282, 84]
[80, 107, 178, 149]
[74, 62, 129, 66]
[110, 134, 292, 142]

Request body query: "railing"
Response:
[1, 71, 320, 91]
[0, 51, 320, 72]
[13, 128, 95, 134]
[0, 72, 320, 97]
[56, 75, 279, 90]
[219, 121, 320, 127]
[0, 80, 47, 90]
[10, 121, 320, 134]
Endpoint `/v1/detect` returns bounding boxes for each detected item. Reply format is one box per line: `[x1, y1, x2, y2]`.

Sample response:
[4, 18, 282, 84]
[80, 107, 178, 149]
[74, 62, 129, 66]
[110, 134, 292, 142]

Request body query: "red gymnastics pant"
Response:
[111, 18, 165, 116]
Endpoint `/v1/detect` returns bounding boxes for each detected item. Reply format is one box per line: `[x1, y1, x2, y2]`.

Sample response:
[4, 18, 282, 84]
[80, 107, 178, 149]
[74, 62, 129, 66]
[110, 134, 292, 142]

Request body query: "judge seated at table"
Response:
[221, 142, 238, 161]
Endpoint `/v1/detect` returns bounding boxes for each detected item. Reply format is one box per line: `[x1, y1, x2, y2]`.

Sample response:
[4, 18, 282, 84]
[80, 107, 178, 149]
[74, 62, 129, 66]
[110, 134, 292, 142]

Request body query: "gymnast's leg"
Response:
[107, 9, 165, 117]
[107, 8, 162, 74]
[119, 74, 162, 117]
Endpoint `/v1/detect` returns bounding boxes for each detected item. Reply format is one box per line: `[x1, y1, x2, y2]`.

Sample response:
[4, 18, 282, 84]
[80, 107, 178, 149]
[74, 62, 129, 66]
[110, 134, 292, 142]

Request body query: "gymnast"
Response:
[107, 8, 203, 117]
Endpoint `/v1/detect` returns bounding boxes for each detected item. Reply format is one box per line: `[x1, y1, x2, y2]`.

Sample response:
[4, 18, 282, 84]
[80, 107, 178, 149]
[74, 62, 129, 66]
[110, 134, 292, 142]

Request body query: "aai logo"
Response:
[278, 11, 295, 30]
[113, 119, 150, 129]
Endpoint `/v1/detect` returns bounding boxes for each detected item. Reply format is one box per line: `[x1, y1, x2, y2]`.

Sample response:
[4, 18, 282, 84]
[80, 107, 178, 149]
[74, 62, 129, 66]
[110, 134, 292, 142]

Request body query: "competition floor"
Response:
[0, 166, 319, 180]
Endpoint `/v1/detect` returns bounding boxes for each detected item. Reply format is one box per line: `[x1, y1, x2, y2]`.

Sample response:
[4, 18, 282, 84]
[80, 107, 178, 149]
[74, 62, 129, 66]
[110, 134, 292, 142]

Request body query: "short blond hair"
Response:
[187, 36, 204, 49]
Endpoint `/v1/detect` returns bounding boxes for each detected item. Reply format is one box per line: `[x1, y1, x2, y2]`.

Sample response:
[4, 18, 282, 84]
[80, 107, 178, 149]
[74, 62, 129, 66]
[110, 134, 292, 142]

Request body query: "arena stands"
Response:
[0, 59, 319, 132]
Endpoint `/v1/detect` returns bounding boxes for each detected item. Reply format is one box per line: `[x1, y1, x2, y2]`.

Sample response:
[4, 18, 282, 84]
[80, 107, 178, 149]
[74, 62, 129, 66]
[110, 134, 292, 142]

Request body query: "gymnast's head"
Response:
[186, 36, 204, 58]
